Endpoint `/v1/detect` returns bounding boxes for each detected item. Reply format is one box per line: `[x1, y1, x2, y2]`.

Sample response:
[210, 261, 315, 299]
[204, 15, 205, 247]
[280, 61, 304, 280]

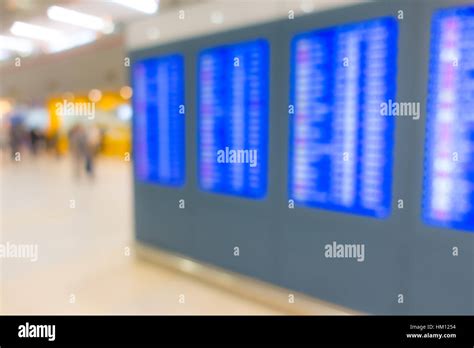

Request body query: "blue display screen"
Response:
[422, 6, 474, 232]
[132, 54, 185, 186]
[197, 39, 269, 199]
[288, 17, 398, 218]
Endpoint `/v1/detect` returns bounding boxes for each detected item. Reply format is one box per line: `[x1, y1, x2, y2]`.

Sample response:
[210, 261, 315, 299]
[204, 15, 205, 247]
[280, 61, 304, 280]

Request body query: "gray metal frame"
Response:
[130, 0, 474, 314]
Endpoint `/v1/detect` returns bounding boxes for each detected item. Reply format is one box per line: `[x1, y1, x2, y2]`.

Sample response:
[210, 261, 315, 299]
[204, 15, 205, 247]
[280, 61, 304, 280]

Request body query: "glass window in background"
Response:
[422, 6, 474, 233]
[288, 17, 398, 218]
[197, 39, 269, 199]
[132, 54, 185, 186]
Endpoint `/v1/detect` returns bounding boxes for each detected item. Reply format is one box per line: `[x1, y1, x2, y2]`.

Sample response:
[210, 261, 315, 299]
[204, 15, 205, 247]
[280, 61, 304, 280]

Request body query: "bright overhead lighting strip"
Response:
[0, 35, 34, 54]
[47, 6, 113, 33]
[110, 0, 159, 14]
[47, 31, 96, 53]
[10, 21, 63, 42]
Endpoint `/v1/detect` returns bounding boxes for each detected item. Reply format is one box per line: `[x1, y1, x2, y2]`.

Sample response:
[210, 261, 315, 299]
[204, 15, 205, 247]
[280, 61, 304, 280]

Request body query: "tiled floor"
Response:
[1, 153, 348, 315]
[0, 154, 281, 314]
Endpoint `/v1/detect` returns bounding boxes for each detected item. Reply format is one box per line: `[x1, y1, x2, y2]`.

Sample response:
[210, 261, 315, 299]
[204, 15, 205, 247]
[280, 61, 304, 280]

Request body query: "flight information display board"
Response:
[132, 54, 185, 186]
[422, 6, 474, 232]
[197, 39, 269, 199]
[288, 17, 398, 218]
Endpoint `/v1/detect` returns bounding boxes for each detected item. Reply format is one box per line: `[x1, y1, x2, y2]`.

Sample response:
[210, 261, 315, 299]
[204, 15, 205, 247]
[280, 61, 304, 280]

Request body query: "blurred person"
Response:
[9, 120, 26, 161]
[29, 128, 41, 156]
[48, 132, 62, 158]
[49, 132, 61, 159]
[0, 123, 8, 156]
[68, 124, 87, 178]
[99, 126, 107, 153]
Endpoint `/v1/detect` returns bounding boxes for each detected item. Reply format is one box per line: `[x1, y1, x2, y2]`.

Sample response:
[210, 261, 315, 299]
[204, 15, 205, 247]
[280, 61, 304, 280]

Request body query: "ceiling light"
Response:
[47, 31, 96, 53]
[300, 0, 315, 13]
[10, 21, 62, 42]
[210, 11, 224, 24]
[147, 26, 160, 40]
[0, 50, 11, 61]
[110, 0, 159, 14]
[47, 6, 114, 33]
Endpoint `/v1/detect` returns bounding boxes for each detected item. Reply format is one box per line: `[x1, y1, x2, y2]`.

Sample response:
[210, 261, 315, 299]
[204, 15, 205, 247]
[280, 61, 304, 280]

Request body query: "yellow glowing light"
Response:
[120, 86, 133, 100]
[88, 89, 102, 102]
[0, 99, 13, 117]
